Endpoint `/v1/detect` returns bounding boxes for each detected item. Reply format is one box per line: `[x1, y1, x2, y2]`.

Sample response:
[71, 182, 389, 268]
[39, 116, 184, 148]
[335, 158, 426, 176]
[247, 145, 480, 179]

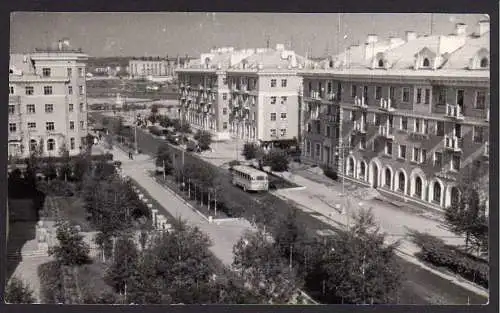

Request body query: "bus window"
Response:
[256, 176, 265, 181]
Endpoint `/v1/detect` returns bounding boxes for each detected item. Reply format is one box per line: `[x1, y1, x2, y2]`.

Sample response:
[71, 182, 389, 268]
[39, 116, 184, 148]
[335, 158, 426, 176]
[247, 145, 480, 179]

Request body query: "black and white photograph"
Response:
[6, 12, 491, 305]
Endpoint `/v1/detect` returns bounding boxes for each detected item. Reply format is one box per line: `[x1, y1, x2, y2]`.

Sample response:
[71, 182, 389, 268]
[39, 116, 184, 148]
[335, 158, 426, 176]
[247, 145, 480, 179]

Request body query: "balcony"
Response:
[354, 96, 368, 109]
[378, 125, 394, 140]
[379, 98, 394, 112]
[310, 90, 320, 100]
[445, 104, 464, 120]
[444, 135, 461, 152]
[483, 141, 489, 157]
[353, 121, 366, 133]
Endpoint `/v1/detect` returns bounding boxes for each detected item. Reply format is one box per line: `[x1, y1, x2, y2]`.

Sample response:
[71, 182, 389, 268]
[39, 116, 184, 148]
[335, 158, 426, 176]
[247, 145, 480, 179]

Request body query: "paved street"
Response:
[91, 112, 488, 304]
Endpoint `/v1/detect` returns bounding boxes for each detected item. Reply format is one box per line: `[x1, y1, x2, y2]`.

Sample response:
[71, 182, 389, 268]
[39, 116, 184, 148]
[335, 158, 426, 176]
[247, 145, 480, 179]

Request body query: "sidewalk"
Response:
[109, 145, 255, 266]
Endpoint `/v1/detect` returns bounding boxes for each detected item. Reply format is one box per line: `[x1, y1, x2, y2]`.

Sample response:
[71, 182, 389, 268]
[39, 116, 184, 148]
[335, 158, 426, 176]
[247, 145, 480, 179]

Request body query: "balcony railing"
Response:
[379, 98, 394, 112]
[378, 125, 394, 139]
[353, 121, 366, 133]
[445, 104, 464, 120]
[354, 96, 367, 108]
[310, 90, 320, 100]
[444, 135, 461, 152]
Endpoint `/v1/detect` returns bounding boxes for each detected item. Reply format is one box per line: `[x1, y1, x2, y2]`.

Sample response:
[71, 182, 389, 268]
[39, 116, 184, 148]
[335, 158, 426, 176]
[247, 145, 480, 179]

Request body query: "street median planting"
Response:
[409, 231, 489, 288]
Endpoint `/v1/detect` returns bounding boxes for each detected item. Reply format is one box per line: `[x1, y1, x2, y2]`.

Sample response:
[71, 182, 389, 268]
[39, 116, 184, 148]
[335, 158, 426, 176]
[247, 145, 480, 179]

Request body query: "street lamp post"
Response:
[335, 143, 352, 228]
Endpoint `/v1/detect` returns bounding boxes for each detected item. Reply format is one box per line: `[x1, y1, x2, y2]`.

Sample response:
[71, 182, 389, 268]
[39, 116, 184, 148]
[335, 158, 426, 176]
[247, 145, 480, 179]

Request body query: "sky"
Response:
[10, 12, 488, 58]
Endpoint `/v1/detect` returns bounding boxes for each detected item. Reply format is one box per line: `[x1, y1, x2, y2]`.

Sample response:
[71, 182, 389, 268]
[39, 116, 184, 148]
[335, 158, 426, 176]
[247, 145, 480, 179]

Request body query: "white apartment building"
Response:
[8, 39, 89, 158]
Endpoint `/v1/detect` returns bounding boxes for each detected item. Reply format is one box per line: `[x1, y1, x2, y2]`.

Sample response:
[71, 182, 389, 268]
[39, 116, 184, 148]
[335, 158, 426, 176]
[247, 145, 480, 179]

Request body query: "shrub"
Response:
[228, 160, 241, 168]
[323, 166, 338, 181]
[410, 231, 489, 288]
[38, 261, 64, 303]
[262, 150, 289, 172]
[242, 143, 259, 160]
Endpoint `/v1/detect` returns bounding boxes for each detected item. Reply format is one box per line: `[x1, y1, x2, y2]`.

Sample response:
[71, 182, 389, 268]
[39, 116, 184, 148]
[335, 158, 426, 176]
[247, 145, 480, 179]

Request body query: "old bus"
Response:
[231, 165, 269, 192]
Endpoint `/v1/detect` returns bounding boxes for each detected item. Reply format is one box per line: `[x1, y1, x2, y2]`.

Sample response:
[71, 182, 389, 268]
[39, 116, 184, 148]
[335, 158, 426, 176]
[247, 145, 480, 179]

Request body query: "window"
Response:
[351, 85, 357, 98]
[475, 91, 486, 109]
[280, 113, 287, 120]
[451, 155, 461, 171]
[270, 113, 276, 121]
[434, 152, 443, 167]
[433, 182, 441, 203]
[385, 169, 391, 187]
[80, 121, 84, 129]
[327, 82, 332, 93]
[270, 128, 277, 137]
[473, 126, 483, 143]
[70, 137, 75, 150]
[46, 122, 55, 131]
[438, 88, 446, 105]
[480, 57, 489, 68]
[281, 96, 287, 104]
[374, 114, 381, 126]
[385, 141, 392, 155]
[388, 115, 394, 128]
[421, 149, 427, 163]
[70, 121, 75, 130]
[402, 87, 410, 102]
[270, 79, 277, 87]
[375, 86, 382, 100]
[454, 124, 461, 138]
[435, 121, 444, 136]
[45, 104, 54, 113]
[67, 68, 72, 77]
[223, 93, 227, 100]
[422, 58, 430, 67]
[79, 103, 84, 112]
[424, 89, 430, 104]
[9, 86, 14, 94]
[223, 122, 228, 130]
[415, 177, 423, 197]
[350, 135, 355, 147]
[9, 105, 15, 114]
[399, 145, 406, 159]
[222, 108, 227, 115]
[412, 147, 420, 162]
[270, 97, 277, 104]
[9, 123, 17, 133]
[78, 68, 84, 77]
[29, 139, 37, 152]
[389, 86, 395, 100]
[42, 68, 51, 77]
[326, 126, 331, 137]
[69, 103, 74, 112]
[315, 144, 321, 159]
[398, 172, 405, 192]
[25, 86, 34, 95]
[26, 104, 35, 114]
[350, 111, 355, 122]
[47, 139, 55, 151]
[456, 90, 464, 107]
[281, 79, 287, 87]
[28, 122, 36, 129]
[337, 82, 342, 100]
[378, 59, 384, 67]
[68, 86, 73, 95]
[307, 123, 311, 133]
[416, 88, 422, 103]
[306, 140, 311, 155]
[360, 137, 367, 150]
[79, 85, 84, 95]
[44, 86, 53, 95]
[401, 117, 408, 130]
[280, 128, 287, 137]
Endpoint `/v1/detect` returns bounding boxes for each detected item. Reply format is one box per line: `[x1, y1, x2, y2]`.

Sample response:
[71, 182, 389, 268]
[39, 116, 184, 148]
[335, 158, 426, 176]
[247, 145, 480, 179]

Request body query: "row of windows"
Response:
[41, 67, 84, 78]
[270, 113, 287, 121]
[9, 121, 85, 132]
[25, 137, 81, 152]
[9, 85, 85, 96]
[270, 128, 287, 137]
[8, 103, 85, 114]
[270, 79, 288, 88]
[308, 82, 488, 109]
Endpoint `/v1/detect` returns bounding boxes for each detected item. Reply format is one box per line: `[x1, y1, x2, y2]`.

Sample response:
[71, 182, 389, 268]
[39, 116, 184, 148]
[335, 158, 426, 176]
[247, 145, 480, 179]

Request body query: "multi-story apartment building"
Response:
[129, 57, 189, 78]
[300, 21, 490, 210]
[8, 39, 89, 158]
[177, 44, 310, 144]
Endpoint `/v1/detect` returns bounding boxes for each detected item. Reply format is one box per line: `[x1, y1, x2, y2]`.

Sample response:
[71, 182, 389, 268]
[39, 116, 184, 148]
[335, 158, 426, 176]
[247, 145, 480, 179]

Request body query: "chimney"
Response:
[366, 34, 378, 44]
[478, 20, 489, 36]
[58, 40, 63, 50]
[405, 31, 417, 41]
[455, 23, 467, 36]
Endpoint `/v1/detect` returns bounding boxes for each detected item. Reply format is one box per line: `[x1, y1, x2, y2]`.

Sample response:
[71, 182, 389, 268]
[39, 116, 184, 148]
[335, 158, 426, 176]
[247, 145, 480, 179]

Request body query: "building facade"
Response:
[129, 57, 189, 78]
[8, 40, 89, 158]
[300, 21, 490, 210]
[177, 44, 310, 144]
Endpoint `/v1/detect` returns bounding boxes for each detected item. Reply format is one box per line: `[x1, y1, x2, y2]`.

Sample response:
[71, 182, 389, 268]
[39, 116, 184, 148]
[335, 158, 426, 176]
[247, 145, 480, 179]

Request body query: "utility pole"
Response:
[335, 143, 352, 229]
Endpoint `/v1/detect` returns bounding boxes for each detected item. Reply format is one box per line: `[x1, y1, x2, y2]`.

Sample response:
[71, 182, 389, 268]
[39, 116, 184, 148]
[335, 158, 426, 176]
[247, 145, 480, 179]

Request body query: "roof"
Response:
[441, 32, 490, 70]
[232, 165, 268, 176]
[232, 49, 310, 71]
[9, 54, 35, 75]
[384, 35, 441, 70]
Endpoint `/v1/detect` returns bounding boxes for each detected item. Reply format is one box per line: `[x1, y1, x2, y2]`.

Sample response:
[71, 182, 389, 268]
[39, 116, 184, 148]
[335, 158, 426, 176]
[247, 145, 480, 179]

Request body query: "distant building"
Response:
[8, 38, 90, 159]
[128, 57, 189, 79]
[300, 21, 490, 210]
[176, 45, 312, 143]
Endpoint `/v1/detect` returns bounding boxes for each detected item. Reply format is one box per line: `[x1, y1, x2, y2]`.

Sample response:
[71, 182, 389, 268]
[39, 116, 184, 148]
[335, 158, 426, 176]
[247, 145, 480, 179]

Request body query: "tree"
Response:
[320, 208, 403, 304]
[194, 130, 212, 151]
[151, 104, 159, 115]
[155, 144, 173, 174]
[49, 221, 91, 266]
[274, 208, 304, 266]
[127, 253, 168, 304]
[262, 150, 289, 172]
[5, 277, 36, 303]
[242, 143, 260, 160]
[106, 235, 139, 294]
[232, 230, 301, 304]
[444, 171, 489, 254]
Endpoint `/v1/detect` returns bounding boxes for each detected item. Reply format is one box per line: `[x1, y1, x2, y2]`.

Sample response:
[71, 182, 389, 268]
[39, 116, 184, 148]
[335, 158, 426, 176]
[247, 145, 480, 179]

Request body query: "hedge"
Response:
[410, 231, 489, 288]
[16, 153, 114, 165]
[322, 166, 338, 181]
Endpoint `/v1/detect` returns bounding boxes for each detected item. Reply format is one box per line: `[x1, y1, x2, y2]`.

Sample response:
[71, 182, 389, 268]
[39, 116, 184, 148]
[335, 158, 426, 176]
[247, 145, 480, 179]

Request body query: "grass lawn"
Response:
[49, 196, 95, 232]
[74, 261, 116, 301]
